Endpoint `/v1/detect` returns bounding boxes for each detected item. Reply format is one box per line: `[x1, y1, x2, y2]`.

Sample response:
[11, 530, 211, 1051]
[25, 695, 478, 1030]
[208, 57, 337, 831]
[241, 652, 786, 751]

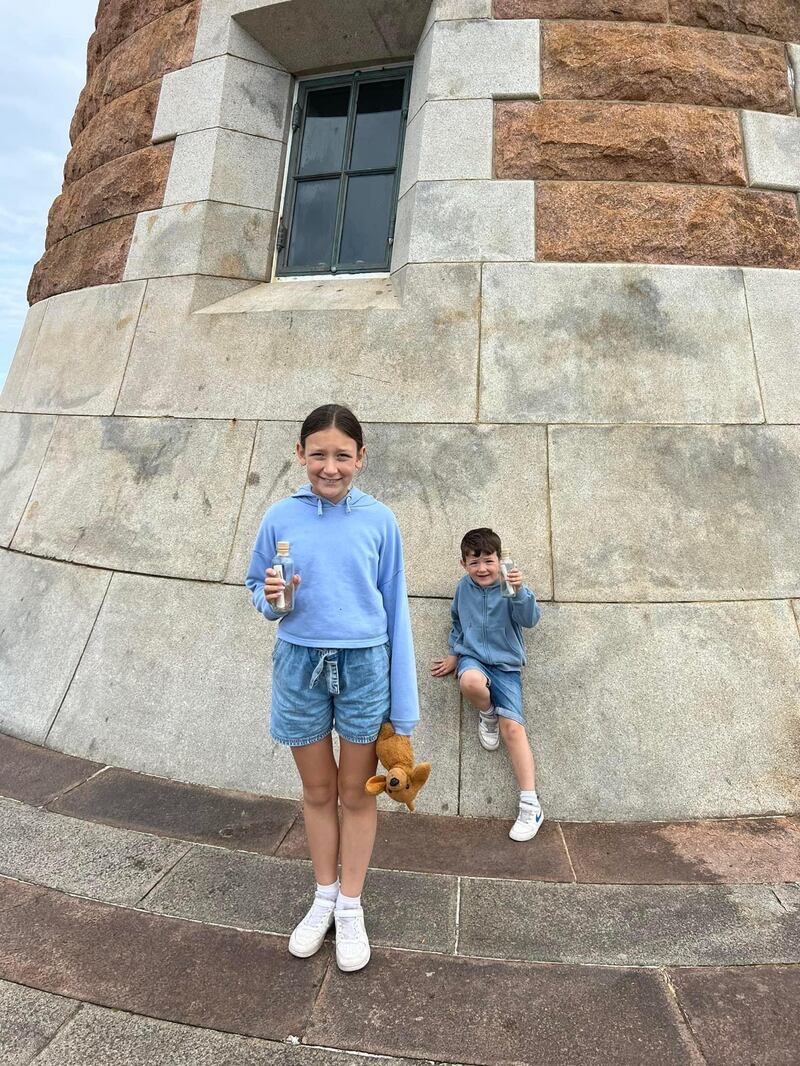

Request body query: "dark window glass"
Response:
[278, 68, 411, 276]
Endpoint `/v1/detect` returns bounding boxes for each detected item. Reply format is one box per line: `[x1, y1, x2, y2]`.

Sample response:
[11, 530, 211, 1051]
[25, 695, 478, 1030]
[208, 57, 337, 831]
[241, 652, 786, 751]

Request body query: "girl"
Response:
[245, 405, 419, 972]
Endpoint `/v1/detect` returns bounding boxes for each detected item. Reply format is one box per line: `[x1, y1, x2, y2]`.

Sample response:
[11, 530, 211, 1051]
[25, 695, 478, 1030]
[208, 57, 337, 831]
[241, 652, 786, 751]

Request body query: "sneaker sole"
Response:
[288, 936, 328, 958]
[478, 731, 500, 751]
[509, 816, 544, 842]
[336, 948, 371, 972]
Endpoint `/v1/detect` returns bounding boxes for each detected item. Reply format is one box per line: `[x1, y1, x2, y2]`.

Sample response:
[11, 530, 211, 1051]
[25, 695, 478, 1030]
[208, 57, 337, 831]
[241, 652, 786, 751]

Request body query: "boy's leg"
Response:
[459, 669, 492, 712]
[498, 718, 536, 791]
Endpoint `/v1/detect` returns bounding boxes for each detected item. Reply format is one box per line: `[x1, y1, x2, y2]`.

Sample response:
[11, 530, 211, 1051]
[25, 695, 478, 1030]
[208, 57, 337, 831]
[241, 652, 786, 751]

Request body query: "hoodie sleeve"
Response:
[245, 511, 280, 621]
[447, 586, 463, 654]
[377, 515, 420, 736]
[510, 585, 541, 629]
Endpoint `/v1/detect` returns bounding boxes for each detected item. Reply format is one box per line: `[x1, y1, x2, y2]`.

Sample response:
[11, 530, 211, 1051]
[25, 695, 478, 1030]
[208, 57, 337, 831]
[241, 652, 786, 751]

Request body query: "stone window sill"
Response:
[195, 275, 400, 314]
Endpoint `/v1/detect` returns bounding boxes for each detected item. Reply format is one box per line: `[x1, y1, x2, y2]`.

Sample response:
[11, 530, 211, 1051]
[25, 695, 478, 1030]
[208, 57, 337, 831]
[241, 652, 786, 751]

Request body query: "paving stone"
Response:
[116, 269, 480, 422]
[669, 0, 800, 42]
[0, 299, 46, 411]
[27, 215, 136, 305]
[305, 947, 700, 1065]
[460, 601, 800, 821]
[13, 415, 255, 580]
[51, 767, 299, 853]
[226, 420, 552, 599]
[394, 179, 535, 266]
[744, 267, 800, 424]
[481, 263, 761, 423]
[536, 182, 800, 268]
[541, 21, 792, 112]
[277, 807, 574, 882]
[669, 965, 800, 1065]
[497, 0, 666, 17]
[10, 281, 146, 416]
[163, 127, 285, 212]
[459, 880, 800, 965]
[563, 817, 800, 884]
[0, 550, 110, 743]
[0, 733, 102, 807]
[550, 425, 800, 599]
[0, 876, 327, 1041]
[496, 100, 745, 184]
[32, 1002, 417, 1065]
[0, 796, 189, 906]
[0, 413, 54, 546]
[0, 978, 78, 1064]
[144, 848, 457, 953]
[741, 110, 800, 191]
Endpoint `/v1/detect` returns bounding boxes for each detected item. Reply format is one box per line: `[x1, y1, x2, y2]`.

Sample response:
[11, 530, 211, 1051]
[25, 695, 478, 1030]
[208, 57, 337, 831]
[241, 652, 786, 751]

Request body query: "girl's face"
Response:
[297, 426, 365, 504]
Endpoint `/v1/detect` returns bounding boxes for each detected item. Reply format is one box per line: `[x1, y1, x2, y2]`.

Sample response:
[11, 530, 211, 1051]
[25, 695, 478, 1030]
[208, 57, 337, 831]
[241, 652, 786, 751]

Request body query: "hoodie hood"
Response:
[291, 483, 378, 516]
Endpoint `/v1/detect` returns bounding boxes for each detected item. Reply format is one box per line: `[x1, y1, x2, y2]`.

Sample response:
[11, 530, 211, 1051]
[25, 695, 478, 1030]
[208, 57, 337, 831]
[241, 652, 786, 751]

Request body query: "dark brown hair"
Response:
[299, 405, 364, 451]
[461, 528, 502, 560]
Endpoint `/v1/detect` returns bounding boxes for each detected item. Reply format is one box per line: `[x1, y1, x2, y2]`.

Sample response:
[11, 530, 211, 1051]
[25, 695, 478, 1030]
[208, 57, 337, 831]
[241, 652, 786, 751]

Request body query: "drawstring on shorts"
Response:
[309, 649, 340, 695]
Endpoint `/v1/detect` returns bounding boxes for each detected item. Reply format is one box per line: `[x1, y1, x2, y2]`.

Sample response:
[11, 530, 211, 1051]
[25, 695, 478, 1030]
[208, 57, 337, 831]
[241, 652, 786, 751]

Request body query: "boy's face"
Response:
[461, 551, 501, 587]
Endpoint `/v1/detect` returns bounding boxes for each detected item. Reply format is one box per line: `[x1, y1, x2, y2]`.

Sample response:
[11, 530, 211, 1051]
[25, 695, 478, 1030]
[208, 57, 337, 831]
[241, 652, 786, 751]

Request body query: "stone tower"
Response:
[2, 0, 799, 821]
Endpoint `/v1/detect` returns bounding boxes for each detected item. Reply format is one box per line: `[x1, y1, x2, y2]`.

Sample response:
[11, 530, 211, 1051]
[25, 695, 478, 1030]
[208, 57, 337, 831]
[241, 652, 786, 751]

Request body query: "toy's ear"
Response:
[412, 763, 432, 788]
[365, 775, 387, 796]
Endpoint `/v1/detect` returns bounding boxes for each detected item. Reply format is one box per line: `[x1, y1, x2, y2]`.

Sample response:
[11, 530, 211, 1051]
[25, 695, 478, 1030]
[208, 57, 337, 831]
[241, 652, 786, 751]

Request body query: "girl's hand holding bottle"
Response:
[264, 567, 301, 605]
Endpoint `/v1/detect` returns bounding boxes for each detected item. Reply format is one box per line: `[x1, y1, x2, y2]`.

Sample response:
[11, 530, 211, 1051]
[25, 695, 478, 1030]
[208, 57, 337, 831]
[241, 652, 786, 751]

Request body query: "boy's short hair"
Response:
[461, 527, 502, 560]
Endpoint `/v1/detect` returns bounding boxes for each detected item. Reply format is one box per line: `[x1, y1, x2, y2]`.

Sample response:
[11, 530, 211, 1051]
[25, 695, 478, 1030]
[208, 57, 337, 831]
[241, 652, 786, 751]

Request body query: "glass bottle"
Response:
[272, 541, 295, 614]
[500, 556, 516, 598]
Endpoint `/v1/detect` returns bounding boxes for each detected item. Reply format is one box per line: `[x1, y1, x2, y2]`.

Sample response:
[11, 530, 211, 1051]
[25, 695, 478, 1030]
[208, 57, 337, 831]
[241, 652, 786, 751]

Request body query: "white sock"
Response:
[336, 891, 361, 912]
[520, 789, 540, 810]
[315, 880, 339, 903]
[479, 705, 497, 720]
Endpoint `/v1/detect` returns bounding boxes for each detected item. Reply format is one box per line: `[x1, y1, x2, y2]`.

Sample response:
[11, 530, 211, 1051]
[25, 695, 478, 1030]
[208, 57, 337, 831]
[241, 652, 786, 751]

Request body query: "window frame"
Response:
[276, 65, 412, 278]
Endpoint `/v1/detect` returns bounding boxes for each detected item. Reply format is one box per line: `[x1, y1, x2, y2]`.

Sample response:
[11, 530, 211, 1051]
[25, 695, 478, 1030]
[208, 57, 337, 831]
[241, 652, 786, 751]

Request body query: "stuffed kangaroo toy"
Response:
[365, 722, 431, 812]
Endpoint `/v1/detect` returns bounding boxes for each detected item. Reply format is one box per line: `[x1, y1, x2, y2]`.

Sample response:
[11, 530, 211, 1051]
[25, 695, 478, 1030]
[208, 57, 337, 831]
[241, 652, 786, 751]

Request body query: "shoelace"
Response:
[335, 910, 364, 942]
[303, 900, 334, 930]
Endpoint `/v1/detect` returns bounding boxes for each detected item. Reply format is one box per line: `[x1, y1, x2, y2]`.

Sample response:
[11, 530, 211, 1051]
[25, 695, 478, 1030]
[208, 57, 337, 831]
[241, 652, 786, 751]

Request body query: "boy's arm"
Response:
[510, 585, 541, 628]
[447, 589, 464, 652]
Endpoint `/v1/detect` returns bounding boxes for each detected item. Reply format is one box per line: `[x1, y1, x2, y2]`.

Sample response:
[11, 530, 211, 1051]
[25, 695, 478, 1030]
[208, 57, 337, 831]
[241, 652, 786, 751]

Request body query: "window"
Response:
[276, 67, 412, 277]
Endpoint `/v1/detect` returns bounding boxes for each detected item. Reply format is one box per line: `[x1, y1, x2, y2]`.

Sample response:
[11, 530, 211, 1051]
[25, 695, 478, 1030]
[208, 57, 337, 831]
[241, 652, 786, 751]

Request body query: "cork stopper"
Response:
[276, 541, 290, 555]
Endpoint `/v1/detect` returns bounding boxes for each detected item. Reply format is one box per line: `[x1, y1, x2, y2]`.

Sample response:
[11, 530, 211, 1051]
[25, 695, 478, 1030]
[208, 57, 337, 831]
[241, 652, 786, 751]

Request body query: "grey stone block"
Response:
[193, 0, 285, 66]
[459, 600, 800, 821]
[0, 413, 55, 546]
[459, 880, 800, 965]
[124, 201, 276, 282]
[0, 299, 46, 412]
[8, 282, 146, 416]
[741, 110, 800, 191]
[0, 979, 77, 1064]
[164, 128, 286, 212]
[153, 55, 291, 143]
[399, 99, 492, 198]
[789, 45, 800, 111]
[226, 421, 551, 599]
[0, 550, 110, 743]
[421, 0, 493, 42]
[12, 416, 255, 581]
[144, 847, 457, 952]
[549, 425, 800, 600]
[0, 796, 189, 905]
[744, 267, 800, 424]
[481, 263, 763, 424]
[116, 268, 480, 422]
[393, 180, 535, 266]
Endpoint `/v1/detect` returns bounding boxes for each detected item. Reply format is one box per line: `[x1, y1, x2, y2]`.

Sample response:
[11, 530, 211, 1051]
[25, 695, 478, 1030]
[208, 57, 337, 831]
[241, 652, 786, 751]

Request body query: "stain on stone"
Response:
[100, 417, 193, 484]
[247, 472, 261, 487]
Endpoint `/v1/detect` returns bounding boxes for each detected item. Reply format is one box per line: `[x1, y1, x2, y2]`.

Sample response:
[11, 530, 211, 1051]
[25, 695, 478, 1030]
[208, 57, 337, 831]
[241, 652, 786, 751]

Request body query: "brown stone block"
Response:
[536, 181, 800, 268]
[71, 2, 199, 141]
[669, 0, 800, 43]
[46, 144, 172, 248]
[541, 21, 793, 112]
[27, 215, 135, 304]
[65, 82, 161, 182]
[495, 0, 667, 20]
[495, 100, 745, 184]
[89, 0, 194, 68]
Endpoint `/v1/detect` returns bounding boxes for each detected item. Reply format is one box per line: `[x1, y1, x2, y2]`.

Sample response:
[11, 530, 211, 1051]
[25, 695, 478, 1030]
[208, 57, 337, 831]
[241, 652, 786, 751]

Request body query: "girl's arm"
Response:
[510, 585, 541, 628]
[245, 516, 281, 621]
[378, 518, 420, 736]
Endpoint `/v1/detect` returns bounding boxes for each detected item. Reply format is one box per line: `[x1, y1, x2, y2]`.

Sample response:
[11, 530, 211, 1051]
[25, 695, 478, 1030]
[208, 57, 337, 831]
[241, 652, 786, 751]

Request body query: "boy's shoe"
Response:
[288, 896, 335, 957]
[478, 711, 500, 751]
[334, 906, 371, 972]
[509, 802, 544, 841]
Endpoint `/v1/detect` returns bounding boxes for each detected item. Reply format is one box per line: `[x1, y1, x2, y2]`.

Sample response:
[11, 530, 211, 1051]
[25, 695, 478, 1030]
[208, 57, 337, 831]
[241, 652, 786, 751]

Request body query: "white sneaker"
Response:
[334, 906, 371, 972]
[478, 711, 500, 751]
[509, 802, 544, 841]
[288, 896, 335, 958]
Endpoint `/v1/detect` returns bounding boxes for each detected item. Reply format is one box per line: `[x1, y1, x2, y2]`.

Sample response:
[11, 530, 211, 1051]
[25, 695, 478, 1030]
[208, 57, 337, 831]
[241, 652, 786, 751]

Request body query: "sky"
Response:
[0, 0, 99, 392]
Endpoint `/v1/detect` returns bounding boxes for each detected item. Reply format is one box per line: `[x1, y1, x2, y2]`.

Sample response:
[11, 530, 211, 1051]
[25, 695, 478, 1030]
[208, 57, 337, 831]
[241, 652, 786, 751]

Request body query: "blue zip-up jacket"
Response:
[245, 484, 419, 735]
[448, 575, 541, 671]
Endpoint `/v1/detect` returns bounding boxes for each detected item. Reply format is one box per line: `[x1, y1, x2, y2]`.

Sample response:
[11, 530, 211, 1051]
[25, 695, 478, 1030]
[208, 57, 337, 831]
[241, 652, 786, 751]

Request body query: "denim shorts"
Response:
[270, 638, 391, 747]
[457, 655, 525, 726]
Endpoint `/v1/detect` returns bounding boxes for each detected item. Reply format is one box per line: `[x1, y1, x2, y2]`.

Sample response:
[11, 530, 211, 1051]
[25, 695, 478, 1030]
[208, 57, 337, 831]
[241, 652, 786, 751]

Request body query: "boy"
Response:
[432, 528, 543, 841]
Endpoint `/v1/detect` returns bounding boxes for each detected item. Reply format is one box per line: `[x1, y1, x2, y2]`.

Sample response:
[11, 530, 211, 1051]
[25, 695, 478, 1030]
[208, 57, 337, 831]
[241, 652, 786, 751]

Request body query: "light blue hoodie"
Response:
[448, 574, 541, 671]
[245, 484, 419, 735]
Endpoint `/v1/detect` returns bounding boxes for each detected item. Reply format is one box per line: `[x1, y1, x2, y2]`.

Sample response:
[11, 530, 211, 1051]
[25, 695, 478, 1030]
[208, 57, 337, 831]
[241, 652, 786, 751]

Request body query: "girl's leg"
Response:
[499, 718, 536, 792]
[291, 736, 340, 885]
[337, 738, 379, 897]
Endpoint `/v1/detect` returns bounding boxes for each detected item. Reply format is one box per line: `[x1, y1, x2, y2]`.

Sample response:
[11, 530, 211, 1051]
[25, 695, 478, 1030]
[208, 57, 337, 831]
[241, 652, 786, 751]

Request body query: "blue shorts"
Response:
[270, 638, 390, 747]
[457, 656, 525, 726]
